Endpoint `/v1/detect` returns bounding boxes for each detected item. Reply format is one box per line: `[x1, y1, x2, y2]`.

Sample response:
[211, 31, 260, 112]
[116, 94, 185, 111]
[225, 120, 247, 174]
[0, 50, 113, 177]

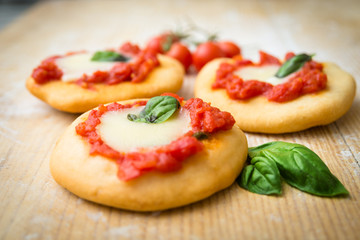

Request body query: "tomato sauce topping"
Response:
[75, 95, 235, 181]
[183, 98, 235, 133]
[31, 56, 63, 84]
[31, 42, 159, 88]
[213, 51, 327, 102]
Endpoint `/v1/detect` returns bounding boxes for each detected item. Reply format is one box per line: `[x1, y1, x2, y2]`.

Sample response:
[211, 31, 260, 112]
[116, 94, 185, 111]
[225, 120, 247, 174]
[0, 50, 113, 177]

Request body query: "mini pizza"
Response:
[26, 42, 184, 113]
[195, 51, 356, 133]
[50, 93, 248, 211]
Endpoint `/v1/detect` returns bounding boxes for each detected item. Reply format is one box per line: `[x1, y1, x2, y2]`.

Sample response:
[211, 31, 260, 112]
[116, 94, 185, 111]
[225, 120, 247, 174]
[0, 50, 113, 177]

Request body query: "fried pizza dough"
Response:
[195, 59, 356, 133]
[26, 55, 184, 113]
[50, 99, 248, 211]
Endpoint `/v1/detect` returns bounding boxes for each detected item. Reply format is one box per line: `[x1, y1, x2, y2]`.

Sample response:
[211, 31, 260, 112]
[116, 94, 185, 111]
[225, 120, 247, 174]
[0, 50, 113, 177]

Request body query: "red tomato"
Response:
[216, 41, 241, 58]
[145, 33, 178, 54]
[166, 42, 192, 71]
[146, 35, 165, 54]
[192, 42, 225, 71]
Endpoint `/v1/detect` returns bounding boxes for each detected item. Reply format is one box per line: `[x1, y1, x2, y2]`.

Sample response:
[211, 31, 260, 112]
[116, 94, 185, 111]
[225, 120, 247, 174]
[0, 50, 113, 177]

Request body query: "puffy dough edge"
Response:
[194, 58, 356, 133]
[26, 54, 184, 113]
[50, 99, 248, 211]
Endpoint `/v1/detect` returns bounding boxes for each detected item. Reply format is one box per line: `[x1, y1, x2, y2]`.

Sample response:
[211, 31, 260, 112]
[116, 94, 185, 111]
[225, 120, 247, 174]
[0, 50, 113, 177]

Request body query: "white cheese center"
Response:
[234, 65, 294, 86]
[97, 106, 191, 152]
[55, 52, 117, 81]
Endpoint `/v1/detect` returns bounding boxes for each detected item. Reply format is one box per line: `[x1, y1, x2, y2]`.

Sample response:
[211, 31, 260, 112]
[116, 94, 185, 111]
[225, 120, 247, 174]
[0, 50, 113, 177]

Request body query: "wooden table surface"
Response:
[0, 0, 359, 239]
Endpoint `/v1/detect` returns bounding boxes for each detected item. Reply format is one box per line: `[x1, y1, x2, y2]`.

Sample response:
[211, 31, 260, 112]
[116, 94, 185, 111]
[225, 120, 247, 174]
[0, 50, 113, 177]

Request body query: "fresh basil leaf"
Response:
[127, 96, 180, 124]
[91, 51, 129, 62]
[193, 131, 209, 140]
[248, 141, 349, 197]
[237, 155, 282, 195]
[275, 53, 314, 78]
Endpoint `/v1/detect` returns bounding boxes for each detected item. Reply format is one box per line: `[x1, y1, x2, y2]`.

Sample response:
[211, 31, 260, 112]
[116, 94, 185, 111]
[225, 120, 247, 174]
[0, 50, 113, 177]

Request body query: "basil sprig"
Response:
[275, 53, 314, 78]
[237, 141, 349, 197]
[127, 96, 180, 124]
[91, 51, 129, 62]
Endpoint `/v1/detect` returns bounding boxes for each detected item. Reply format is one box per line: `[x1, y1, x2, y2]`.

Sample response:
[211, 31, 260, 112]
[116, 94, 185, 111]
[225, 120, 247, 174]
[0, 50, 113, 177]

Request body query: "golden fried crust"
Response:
[50, 99, 248, 211]
[26, 55, 184, 113]
[194, 58, 356, 133]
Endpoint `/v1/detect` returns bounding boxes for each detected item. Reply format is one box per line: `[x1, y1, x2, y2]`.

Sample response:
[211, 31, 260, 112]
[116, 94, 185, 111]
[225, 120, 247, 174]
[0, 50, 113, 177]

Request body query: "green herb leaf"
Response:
[127, 96, 180, 124]
[275, 53, 314, 78]
[237, 155, 282, 195]
[207, 32, 218, 42]
[162, 35, 174, 52]
[193, 131, 209, 140]
[91, 51, 129, 62]
[246, 141, 349, 197]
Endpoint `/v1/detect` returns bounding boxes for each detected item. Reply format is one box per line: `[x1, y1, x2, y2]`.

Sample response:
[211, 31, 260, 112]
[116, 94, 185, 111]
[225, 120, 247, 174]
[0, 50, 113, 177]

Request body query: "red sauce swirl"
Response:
[75, 95, 235, 181]
[213, 51, 327, 102]
[31, 42, 159, 88]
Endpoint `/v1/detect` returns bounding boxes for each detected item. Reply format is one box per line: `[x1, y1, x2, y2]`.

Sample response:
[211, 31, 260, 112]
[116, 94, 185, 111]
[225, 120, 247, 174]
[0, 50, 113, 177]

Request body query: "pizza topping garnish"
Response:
[55, 52, 119, 82]
[275, 53, 314, 78]
[31, 42, 159, 88]
[31, 56, 63, 84]
[213, 51, 327, 102]
[99, 106, 191, 152]
[75, 94, 235, 180]
[91, 51, 130, 62]
[183, 97, 235, 133]
[127, 95, 180, 124]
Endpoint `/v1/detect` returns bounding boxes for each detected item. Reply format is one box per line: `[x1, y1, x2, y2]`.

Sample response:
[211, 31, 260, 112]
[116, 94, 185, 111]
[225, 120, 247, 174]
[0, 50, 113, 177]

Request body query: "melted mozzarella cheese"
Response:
[55, 52, 117, 81]
[234, 65, 293, 86]
[97, 107, 191, 152]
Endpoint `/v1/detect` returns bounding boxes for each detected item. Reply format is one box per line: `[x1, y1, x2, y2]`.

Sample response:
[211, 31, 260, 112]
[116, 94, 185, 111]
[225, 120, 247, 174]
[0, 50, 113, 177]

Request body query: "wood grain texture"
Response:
[0, 0, 359, 239]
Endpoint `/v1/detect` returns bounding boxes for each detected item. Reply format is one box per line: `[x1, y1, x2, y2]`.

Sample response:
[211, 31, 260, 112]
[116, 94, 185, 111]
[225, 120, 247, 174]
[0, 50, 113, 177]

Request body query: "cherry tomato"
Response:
[192, 42, 225, 71]
[145, 33, 178, 54]
[146, 35, 165, 54]
[166, 42, 192, 71]
[216, 41, 241, 58]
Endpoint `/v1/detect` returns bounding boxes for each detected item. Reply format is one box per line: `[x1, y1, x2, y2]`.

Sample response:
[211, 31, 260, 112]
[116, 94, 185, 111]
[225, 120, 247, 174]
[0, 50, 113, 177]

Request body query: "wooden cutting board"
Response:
[0, 0, 359, 239]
